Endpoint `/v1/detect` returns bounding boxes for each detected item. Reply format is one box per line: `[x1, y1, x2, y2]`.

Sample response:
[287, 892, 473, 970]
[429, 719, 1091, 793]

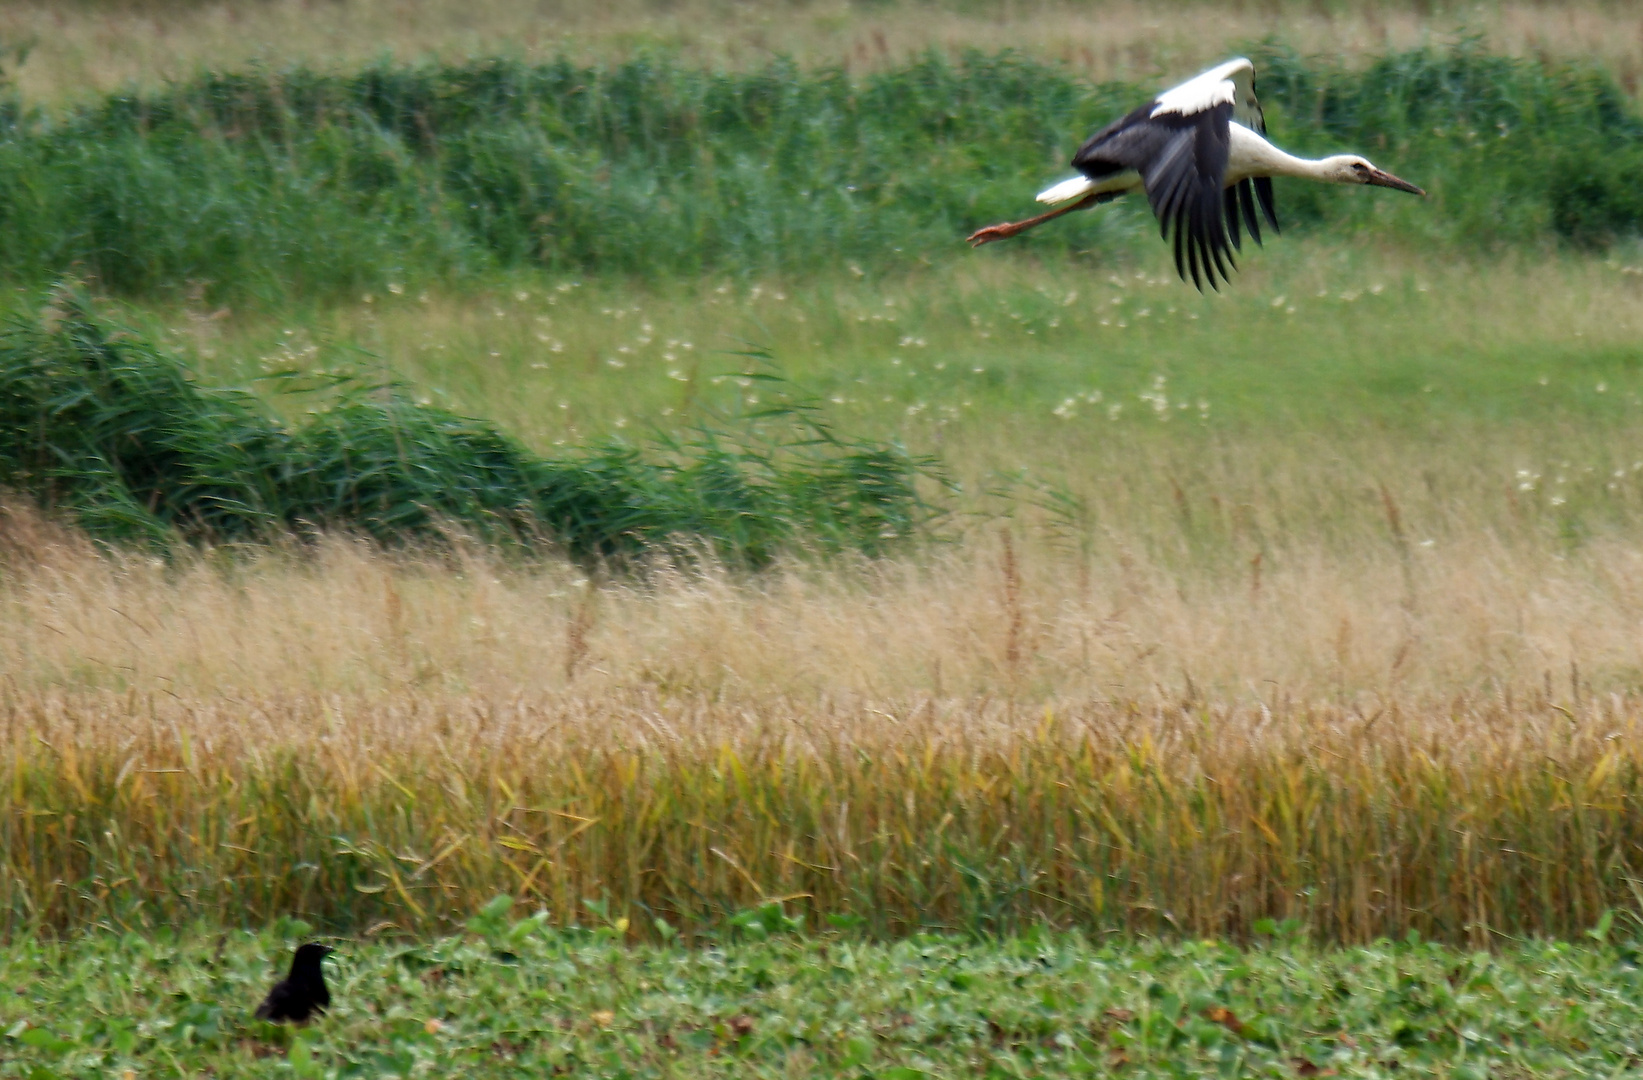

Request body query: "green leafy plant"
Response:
[729, 901, 805, 939]
[466, 894, 550, 954]
[4, 928, 1643, 1077]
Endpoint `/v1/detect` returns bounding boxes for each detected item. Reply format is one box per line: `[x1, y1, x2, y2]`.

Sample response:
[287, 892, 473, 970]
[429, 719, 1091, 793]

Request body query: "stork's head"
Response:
[1325, 155, 1425, 195]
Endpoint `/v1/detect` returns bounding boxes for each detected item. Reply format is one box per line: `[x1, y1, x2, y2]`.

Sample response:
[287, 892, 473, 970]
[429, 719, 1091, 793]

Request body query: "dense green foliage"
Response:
[0, 47, 1638, 301]
[0, 286, 937, 557]
[4, 917, 1643, 1077]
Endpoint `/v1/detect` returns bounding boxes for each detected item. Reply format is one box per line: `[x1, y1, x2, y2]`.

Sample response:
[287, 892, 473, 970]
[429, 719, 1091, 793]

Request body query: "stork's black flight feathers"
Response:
[1067, 95, 1277, 289]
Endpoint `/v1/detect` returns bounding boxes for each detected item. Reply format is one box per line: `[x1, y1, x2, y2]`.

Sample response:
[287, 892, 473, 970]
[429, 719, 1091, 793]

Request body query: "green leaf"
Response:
[19, 1027, 73, 1055]
[467, 893, 516, 936]
[109, 1020, 137, 1055]
[1587, 908, 1615, 943]
[274, 916, 315, 940]
[840, 1036, 874, 1066]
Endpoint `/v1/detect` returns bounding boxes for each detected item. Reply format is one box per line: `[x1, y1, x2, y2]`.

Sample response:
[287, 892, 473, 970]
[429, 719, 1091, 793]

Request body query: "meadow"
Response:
[7, 246, 1643, 946]
[2, 0, 1643, 972]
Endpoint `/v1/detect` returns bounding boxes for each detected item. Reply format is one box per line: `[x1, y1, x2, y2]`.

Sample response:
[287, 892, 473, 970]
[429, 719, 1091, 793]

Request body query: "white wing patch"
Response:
[1150, 57, 1255, 119]
[1037, 175, 1096, 204]
[1225, 59, 1263, 132]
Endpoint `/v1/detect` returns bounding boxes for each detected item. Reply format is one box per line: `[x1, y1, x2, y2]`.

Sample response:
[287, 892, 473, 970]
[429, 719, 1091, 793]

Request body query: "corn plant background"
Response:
[4, 687, 1643, 943]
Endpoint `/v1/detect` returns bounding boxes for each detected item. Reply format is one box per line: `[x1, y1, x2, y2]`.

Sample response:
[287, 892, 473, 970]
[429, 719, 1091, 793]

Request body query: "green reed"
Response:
[0, 285, 938, 558]
[0, 46, 1637, 302]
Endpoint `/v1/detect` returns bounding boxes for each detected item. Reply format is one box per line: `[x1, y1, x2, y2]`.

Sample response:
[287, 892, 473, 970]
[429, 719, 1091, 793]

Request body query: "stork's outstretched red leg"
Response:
[967, 193, 1104, 246]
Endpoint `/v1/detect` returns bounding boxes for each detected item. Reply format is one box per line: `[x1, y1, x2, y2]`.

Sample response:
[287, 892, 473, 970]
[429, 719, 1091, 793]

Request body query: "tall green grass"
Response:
[0, 46, 1639, 301]
[0, 285, 938, 558]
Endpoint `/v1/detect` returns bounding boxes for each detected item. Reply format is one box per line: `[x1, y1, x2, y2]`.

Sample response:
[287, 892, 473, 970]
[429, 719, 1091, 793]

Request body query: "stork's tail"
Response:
[1037, 176, 1096, 205]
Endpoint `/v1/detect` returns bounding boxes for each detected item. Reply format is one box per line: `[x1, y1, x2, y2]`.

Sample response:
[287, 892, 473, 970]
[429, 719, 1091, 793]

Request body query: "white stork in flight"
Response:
[966, 58, 1425, 289]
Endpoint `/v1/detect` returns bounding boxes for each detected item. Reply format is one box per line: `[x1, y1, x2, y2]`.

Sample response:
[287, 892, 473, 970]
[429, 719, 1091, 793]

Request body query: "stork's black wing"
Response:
[1225, 66, 1277, 241]
[1071, 102, 1239, 290]
[1222, 174, 1277, 253]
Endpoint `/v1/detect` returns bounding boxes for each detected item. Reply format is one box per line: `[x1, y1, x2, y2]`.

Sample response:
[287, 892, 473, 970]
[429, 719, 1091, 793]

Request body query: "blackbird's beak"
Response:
[1366, 168, 1425, 196]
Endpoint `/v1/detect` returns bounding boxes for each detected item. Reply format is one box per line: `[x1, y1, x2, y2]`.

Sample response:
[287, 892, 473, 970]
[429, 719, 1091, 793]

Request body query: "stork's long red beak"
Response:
[1366, 168, 1425, 196]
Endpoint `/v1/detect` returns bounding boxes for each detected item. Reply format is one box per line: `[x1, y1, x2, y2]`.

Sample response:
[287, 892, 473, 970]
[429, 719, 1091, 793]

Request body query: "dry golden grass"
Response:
[7, 480, 1643, 704]
[4, 464, 1643, 940]
[5, 1, 1643, 105]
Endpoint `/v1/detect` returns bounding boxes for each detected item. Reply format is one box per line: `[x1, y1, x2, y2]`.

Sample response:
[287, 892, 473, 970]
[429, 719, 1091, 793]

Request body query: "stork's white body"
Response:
[1038, 123, 1337, 206]
[1034, 172, 1128, 205]
[971, 56, 1424, 289]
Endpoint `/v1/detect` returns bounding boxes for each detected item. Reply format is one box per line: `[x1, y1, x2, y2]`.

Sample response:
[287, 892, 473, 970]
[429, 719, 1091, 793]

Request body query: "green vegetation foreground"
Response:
[5, 921, 1642, 1077]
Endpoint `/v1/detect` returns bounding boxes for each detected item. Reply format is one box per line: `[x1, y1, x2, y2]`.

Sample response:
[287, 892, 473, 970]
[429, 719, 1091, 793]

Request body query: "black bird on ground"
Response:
[255, 943, 335, 1023]
[967, 57, 1425, 289]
